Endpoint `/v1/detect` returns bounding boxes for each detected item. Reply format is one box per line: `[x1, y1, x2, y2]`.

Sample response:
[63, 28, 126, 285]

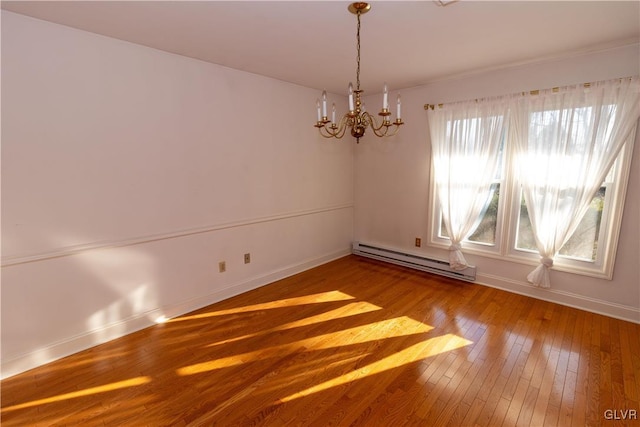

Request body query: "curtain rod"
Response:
[424, 82, 596, 111]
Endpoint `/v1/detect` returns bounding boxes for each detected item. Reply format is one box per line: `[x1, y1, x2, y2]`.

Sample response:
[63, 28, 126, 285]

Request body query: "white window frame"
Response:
[428, 122, 637, 280]
[504, 139, 634, 279]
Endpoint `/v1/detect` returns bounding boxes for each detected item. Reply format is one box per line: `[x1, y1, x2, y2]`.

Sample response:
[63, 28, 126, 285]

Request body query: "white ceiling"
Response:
[3, 1, 639, 95]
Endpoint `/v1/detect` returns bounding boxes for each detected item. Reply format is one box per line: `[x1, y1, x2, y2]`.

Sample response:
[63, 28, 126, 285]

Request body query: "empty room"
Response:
[1, 1, 639, 426]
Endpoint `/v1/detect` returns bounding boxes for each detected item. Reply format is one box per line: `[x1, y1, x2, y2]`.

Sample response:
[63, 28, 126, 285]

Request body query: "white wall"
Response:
[1, 11, 354, 378]
[356, 44, 640, 323]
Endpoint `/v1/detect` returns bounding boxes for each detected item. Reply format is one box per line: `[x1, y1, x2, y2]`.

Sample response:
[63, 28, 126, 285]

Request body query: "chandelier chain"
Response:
[356, 11, 361, 91]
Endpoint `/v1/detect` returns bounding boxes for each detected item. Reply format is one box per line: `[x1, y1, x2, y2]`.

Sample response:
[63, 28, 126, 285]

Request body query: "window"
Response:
[428, 78, 639, 285]
[506, 142, 632, 278]
[429, 103, 636, 280]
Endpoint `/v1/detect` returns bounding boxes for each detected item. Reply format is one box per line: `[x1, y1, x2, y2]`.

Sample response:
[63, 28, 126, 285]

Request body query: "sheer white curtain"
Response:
[511, 77, 640, 288]
[427, 98, 510, 270]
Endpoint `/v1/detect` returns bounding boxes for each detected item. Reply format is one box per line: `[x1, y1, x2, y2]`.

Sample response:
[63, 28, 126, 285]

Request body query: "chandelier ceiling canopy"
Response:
[314, 2, 404, 143]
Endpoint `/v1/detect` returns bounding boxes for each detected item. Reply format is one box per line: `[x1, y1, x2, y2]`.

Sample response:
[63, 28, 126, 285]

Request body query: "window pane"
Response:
[515, 196, 536, 252]
[440, 183, 500, 245]
[439, 217, 447, 239]
[516, 187, 606, 261]
[468, 183, 500, 245]
[558, 187, 606, 261]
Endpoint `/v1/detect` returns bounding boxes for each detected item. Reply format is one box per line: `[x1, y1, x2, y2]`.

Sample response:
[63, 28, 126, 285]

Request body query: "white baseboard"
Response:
[1, 249, 350, 380]
[477, 272, 640, 324]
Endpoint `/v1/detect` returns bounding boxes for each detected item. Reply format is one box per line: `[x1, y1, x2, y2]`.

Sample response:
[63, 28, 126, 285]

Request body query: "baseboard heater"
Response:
[352, 242, 476, 282]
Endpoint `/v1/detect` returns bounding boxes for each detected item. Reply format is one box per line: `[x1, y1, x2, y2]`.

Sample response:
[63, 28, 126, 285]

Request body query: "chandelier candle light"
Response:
[314, 2, 404, 143]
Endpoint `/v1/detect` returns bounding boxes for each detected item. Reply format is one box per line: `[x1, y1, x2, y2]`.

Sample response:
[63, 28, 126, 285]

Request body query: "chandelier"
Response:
[314, 2, 404, 143]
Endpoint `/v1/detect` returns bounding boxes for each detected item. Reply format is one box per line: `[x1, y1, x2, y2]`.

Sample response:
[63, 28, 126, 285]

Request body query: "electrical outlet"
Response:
[219, 261, 226, 273]
[415, 237, 422, 247]
[244, 253, 251, 264]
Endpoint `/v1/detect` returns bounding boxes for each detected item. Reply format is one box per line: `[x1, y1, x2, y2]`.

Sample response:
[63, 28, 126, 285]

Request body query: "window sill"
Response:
[428, 239, 613, 280]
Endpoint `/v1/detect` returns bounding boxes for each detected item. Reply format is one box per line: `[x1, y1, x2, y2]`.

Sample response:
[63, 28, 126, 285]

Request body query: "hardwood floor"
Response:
[2, 255, 639, 426]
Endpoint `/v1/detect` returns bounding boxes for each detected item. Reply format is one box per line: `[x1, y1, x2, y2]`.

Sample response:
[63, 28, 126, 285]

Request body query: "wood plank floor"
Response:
[2, 255, 639, 426]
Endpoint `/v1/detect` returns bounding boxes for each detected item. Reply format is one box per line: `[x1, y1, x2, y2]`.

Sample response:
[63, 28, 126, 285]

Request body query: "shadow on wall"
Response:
[75, 247, 161, 343]
[1, 242, 163, 377]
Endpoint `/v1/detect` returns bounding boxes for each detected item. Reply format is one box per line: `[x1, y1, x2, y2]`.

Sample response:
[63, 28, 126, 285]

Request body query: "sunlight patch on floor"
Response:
[168, 290, 356, 322]
[205, 301, 382, 348]
[176, 315, 434, 376]
[279, 333, 473, 403]
[310, 316, 435, 351]
[1, 376, 152, 412]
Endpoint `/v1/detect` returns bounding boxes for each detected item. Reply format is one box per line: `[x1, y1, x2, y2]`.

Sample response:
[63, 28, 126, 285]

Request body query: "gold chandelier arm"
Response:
[317, 127, 338, 139]
[317, 124, 341, 138]
[363, 112, 389, 134]
[362, 112, 404, 137]
[376, 122, 403, 138]
[316, 114, 351, 139]
[361, 112, 381, 131]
